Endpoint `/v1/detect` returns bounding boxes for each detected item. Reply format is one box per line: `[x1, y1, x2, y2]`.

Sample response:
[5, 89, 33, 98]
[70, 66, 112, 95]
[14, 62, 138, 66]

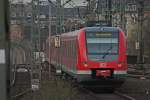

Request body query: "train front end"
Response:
[77, 27, 127, 85]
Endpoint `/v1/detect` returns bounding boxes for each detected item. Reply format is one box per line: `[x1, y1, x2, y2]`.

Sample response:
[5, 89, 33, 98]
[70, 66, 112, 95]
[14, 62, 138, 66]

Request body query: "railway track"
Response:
[11, 89, 31, 99]
[48, 65, 136, 100]
[115, 91, 136, 100]
[79, 86, 136, 100]
[10, 64, 31, 100]
[62, 76, 136, 100]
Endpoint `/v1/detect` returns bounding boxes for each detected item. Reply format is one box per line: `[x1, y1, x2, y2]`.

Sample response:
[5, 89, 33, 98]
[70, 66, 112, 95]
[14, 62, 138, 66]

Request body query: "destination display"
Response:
[95, 33, 112, 37]
[86, 32, 117, 38]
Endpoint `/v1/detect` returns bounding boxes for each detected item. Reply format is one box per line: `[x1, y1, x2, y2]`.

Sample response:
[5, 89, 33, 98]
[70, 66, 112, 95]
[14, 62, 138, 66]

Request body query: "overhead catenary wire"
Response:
[48, 0, 56, 7]
[48, 0, 73, 7]
[71, 0, 82, 19]
[62, 0, 72, 6]
[64, 0, 82, 20]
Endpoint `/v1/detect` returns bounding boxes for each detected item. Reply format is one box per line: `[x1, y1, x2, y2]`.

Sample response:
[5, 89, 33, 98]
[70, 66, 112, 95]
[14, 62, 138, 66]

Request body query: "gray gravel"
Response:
[117, 77, 150, 100]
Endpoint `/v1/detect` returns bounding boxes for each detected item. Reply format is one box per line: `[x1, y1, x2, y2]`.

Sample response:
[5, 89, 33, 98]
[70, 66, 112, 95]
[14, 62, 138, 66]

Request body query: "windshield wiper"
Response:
[102, 46, 113, 59]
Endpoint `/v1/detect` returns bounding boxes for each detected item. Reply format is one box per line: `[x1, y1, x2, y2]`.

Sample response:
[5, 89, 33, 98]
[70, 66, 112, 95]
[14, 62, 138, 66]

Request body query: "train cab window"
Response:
[70, 41, 73, 58]
[66, 42, 68, 57]
[70, 42, 72, 58]
[68, 42, 70, 57]
[86, 31, 119, 62]
[69, 43, 71, 58]
[73, 41, 77, 59]
[69, 42, 71, 58]
[62, 42, 64, 55]
[64, 41, 66, 56]
[74, 42, 77, 65]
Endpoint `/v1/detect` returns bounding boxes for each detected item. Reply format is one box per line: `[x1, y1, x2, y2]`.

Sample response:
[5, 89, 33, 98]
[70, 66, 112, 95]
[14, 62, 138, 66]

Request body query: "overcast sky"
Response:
[11, 0, 87, 7]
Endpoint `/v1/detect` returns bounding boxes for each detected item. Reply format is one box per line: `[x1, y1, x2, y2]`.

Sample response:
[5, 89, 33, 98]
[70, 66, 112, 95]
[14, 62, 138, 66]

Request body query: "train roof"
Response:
[84, 27, 120, 33]
[58, 27, 121, 37]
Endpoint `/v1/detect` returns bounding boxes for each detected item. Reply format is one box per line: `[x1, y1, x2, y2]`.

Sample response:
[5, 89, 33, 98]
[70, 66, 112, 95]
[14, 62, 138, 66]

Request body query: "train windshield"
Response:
[86, 31, 119, 61]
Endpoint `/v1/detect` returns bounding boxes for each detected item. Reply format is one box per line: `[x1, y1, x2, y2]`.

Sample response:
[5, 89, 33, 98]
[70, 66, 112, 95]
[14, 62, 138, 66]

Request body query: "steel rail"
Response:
[11, 88, 31, 99]
[115, 91, 136, 100]
[78, 84, 136, 100]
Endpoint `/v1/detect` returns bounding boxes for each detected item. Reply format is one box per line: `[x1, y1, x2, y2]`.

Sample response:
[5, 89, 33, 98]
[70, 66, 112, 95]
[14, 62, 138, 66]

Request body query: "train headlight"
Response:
[84, 63, 88, 67]
[82, 62, 88, 67]
[118, 62, 124, 68]
[118, 64, 122, 67]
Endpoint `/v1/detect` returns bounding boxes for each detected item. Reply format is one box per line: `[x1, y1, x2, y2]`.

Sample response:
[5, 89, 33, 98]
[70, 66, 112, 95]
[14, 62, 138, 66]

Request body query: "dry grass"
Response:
[20, 78, 78, 100]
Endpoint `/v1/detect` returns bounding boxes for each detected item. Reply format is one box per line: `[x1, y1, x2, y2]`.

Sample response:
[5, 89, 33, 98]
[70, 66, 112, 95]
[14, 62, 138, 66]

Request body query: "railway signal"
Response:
[54, 35, 61, 48]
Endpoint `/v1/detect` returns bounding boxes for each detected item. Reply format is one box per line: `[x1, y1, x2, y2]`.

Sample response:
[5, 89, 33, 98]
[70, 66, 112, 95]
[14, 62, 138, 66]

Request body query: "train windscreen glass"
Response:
[86, 32, 119, 61]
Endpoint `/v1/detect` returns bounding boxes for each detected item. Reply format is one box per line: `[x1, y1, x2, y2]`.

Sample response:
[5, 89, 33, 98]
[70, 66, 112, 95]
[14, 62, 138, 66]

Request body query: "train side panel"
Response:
[60, 35, 78, 74]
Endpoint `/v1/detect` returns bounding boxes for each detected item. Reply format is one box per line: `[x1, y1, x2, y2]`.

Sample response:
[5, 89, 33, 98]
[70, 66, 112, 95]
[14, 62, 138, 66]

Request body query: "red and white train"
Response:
[46, 27, 127, 87]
